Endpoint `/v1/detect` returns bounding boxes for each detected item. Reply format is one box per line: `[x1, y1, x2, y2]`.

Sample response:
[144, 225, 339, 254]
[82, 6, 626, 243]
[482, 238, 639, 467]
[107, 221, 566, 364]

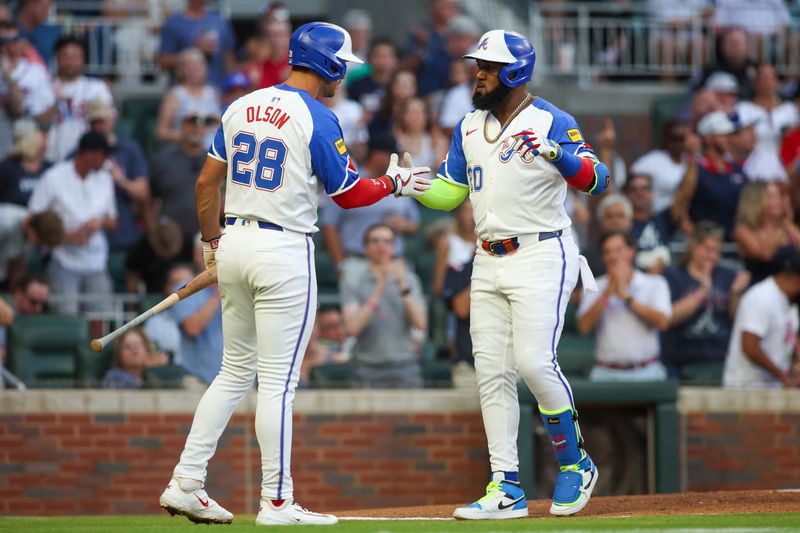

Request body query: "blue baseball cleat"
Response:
[550, 454, 599, 516]
[453, 475, 528, 520]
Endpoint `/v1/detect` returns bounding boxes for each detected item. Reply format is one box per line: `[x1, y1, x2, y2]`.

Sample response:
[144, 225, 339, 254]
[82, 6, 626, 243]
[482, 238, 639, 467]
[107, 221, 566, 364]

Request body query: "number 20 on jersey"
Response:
[467, 165, 483, 193]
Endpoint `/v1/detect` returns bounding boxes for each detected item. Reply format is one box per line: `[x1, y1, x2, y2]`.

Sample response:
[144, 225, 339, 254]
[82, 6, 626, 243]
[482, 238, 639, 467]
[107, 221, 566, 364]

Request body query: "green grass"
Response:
[1, 513, 799, 532]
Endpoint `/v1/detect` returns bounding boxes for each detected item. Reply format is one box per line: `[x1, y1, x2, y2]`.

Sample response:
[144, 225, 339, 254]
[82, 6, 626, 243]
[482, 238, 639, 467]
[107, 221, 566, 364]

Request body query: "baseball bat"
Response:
[90, 267, 218, 352]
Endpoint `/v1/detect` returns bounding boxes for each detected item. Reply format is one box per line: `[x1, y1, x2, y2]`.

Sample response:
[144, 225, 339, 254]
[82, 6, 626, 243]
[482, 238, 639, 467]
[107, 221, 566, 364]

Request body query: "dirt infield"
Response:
[339, 490, 800, 519]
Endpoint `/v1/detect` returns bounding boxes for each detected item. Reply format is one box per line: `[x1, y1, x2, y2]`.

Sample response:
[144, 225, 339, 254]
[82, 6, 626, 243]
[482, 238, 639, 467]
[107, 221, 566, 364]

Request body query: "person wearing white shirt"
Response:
[577, 230, 672, 381]
[630, 120, 690, 213]
[27, 131, 117, 315]
[723, 247, 800, 389]
[46, 36, 114, 163]
[735, 65, 800, 182]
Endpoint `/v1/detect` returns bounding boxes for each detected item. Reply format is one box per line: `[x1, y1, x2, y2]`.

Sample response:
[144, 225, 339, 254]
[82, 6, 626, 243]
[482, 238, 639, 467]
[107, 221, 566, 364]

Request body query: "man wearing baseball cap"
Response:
[723, 246, 800, 388]
[672, 110, 746, 240]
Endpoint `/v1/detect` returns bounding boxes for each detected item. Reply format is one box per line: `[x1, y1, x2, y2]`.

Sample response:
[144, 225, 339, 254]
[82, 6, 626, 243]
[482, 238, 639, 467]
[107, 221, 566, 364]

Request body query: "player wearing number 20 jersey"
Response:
[159, 22, 431, 527]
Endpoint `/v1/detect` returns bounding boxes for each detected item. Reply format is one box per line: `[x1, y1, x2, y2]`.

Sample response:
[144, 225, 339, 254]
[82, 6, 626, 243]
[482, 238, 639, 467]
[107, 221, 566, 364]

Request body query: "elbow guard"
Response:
[415, 177, 468, 211]
[560, 156, 610, 197]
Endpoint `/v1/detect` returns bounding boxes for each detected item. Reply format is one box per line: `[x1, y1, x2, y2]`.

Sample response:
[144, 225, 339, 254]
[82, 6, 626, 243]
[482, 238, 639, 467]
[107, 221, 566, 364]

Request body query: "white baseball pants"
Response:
[470, 232, 580, 474]
[173, 222, 316, 502]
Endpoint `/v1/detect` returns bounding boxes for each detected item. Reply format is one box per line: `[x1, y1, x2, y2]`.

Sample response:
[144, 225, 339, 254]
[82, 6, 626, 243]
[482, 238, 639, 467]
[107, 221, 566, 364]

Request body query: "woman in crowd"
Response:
[155, 47, 220, 145]
[101, 328, 169, 389]
[662, 221, 750, 378]
[394, 97, 438, 172]
[0, 120, 48, 206]
[368, 69, 417, 140]
[734, 64, 799, 181]
[734, 181, 800, 285]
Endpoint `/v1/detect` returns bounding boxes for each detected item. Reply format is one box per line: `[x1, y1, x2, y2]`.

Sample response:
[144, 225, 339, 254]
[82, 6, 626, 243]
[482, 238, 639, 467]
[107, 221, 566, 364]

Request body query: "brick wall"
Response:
[685, 412, 800, 491]
[0, 411, 488, 516]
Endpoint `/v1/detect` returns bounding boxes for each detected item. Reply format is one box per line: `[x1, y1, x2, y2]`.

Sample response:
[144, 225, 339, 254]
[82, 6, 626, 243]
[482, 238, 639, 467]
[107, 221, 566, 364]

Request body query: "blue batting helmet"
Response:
[464, 30, 535, 88]
[288, 22, 364, 82]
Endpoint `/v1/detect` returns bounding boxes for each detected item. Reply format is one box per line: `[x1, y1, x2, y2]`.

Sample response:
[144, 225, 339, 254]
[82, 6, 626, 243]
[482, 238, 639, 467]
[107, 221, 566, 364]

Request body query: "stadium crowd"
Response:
[1, 0, 799, 390]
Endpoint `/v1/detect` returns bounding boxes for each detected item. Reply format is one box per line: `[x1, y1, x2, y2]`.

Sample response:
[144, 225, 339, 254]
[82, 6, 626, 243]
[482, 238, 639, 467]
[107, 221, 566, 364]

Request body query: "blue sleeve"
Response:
[208, 123, 227, 162]
[437, 118, 468, 186]
[159, 16, 181, 54]
[308, 108, 359, 196]
[129, 141, 148, 179]
[548, 111, 597, 160]
[171, 286, 212, 323]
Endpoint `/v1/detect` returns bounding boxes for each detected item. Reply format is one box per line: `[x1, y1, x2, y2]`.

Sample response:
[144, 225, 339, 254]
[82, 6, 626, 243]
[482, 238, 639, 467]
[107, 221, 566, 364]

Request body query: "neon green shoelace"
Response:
[476, 481, 503, 505]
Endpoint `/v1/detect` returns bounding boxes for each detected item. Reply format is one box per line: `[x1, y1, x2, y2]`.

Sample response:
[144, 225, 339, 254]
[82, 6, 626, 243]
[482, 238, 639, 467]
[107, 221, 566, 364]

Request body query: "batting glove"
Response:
[201, 236, 220, 270]
[512, 130, 563, 161]
[385, 153, 431, 198]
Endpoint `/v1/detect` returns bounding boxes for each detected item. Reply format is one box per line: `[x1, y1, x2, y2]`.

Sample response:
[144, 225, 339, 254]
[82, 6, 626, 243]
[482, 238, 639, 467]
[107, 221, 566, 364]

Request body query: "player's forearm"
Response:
[196, 158, 227, 240]
[552, 151, 610, 196]
[331, 176, 394, 209]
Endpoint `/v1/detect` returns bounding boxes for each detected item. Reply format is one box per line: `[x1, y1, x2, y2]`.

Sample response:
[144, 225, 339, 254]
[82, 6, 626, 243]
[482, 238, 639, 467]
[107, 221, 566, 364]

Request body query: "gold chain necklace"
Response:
[483, 93, 533, 144]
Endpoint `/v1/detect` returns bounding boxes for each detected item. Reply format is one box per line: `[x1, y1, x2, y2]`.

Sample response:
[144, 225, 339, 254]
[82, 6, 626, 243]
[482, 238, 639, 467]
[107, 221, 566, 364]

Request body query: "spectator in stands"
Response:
[101, 328, 169, 389]
[157, 0, 236, 89]
[735, 64, 799, 182]
[144, 263, 190, 365]
[690, 27, 756, 99]
[438, 59, 474, 138]
[713, 0, 791, 65]
[347, 38, 399, 116]
[703, 72, 740, 114]
[299, 305, 353, 388]
[662, 221, 750, 378]
[647, 0, 711, 80]
[623, 173, 675, 273]
[595, 117, 627, 189]
[734, 182, 800, 285]
[258, 17, 292, 89]
[368, 69, 417, 140]
[221, 71, 252, 107]
[46, 36, 113, 163]
[402, 0, 461, 96]
[0, 209, 62, 290]
[631, 119, 690, 213]
[672, 110, 746, 240]
[584, 193, 633, 276]
[85, 99, 150, 257]
[727, 110, 760, 179]
[780, 85, 800, 178]
[28, 131, 116, 315]
[15, 0, 59, 65]
[0, 273, 49, 365]
[0, 119, 48, 206]
[156, 48, 220, 146]
[150, 111, 216, 240]
[168, 254, 223, 389]
[437, 200, 477, 388]
[126, 213, 191, 294]
[0, 21, 55, 159]
[723, 246, 800, 389]
[394, 97, 439, 172]
[341, 223, 426, 388]
[577, 231, 672, 382]
[319, 136, 419, 276]
[341, 9, 372, 65]
[442, 14, 481, 75]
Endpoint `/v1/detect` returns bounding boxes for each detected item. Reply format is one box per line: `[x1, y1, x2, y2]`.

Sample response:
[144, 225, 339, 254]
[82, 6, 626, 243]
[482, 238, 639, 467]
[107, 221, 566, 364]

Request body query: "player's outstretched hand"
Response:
[512, 130, 562, 161]
[385, 153, 431, 198]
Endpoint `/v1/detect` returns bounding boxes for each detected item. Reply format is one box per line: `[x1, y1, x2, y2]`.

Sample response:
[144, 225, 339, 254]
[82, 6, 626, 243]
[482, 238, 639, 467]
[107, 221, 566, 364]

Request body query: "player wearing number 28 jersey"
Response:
[158, 22, 430, 527]
[417, 30, 609, 520]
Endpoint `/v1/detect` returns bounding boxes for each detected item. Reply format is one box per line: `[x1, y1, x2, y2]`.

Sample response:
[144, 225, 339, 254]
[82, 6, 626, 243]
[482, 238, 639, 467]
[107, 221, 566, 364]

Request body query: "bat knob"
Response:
[90, 339, 103, 352]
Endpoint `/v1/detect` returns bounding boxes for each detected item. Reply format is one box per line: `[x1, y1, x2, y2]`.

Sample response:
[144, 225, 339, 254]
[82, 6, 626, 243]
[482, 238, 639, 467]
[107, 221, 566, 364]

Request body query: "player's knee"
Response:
[515, 356, 553, 388]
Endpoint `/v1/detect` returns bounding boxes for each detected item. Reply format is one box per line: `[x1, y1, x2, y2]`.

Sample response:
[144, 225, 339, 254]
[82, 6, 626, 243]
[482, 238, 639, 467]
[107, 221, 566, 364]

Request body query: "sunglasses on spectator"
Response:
[183, 116, 216, 126]
[26, 295, 47, 308]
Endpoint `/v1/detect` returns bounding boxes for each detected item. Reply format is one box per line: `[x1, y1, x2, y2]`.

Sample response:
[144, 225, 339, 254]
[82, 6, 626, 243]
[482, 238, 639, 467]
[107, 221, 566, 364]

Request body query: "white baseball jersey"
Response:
[438, 97, 597, 241]
[208, 84, 359, 233]
[723, 277, 799, 388]
[47, 76, 114, 162]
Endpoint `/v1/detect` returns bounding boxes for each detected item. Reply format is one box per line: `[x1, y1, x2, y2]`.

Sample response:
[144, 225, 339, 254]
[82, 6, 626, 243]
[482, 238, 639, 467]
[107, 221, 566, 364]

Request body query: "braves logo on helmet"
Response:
[477, 37, 489, 51]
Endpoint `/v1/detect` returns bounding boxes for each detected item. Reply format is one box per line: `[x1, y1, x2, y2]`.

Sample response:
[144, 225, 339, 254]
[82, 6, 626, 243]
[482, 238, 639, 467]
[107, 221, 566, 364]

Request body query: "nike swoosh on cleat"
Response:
[584, 469, 596, 489]
[466, 129, 478, 136]
[195, 495, 209, 507]
[497, 495, 524, 510]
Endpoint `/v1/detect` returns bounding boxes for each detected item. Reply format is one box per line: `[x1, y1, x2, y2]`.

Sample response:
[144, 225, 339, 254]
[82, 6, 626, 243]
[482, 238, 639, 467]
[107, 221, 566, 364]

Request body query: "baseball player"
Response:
[158, 22, 431, 526]
[417, 30, 609, 519]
